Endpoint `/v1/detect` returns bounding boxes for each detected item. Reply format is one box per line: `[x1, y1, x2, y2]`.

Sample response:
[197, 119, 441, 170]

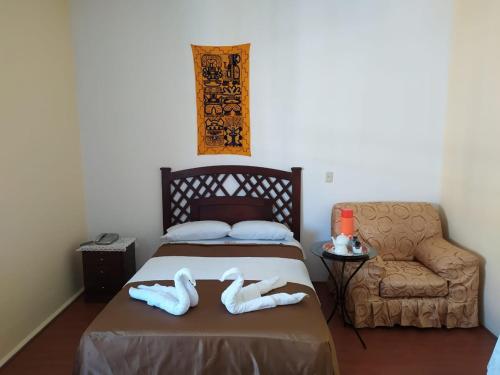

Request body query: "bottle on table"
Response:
[340, 208, 354, 237]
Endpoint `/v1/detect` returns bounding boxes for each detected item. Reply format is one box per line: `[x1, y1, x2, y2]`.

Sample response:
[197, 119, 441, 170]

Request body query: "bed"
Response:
[74, 165, 339, 374]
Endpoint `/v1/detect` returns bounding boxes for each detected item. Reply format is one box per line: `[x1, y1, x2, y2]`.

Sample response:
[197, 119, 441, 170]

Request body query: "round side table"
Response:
[311, 240, 378, 349]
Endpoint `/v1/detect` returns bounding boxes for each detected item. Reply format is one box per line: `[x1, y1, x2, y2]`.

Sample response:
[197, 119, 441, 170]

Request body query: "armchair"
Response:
[331, 202, 479, 328]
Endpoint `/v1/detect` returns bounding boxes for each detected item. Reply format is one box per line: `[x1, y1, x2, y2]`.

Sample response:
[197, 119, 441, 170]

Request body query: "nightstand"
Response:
[78, 237, 136, 302]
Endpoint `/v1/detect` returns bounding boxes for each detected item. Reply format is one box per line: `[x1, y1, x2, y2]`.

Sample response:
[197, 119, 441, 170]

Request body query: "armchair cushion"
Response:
[380, 261, 448, 298]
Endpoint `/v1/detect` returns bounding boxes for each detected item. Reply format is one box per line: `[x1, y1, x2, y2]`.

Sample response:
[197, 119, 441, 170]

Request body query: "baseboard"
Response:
[0, 287, 84, 368]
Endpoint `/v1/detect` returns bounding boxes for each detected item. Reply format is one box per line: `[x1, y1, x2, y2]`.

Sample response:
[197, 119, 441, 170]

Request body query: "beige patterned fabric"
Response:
[333, 202, 442, 260]
[331, 202, 479, 328]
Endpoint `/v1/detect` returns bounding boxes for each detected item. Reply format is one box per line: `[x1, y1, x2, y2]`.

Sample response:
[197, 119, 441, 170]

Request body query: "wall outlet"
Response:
[325, 171, 334, 184]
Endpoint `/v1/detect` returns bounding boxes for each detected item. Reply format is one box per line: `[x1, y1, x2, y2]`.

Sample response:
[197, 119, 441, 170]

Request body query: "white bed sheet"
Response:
[128, 256, 314, 290]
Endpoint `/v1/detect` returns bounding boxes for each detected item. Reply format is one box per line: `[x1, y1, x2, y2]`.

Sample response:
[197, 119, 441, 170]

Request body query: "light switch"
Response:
[325, 171, 334, 184]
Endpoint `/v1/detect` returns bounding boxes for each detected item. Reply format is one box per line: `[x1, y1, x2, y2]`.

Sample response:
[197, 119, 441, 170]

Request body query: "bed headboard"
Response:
[161, 165, 302, 241]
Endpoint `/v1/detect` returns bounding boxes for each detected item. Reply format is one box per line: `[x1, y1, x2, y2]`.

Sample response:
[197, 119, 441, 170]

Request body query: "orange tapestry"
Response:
[191, 44, 250, 156]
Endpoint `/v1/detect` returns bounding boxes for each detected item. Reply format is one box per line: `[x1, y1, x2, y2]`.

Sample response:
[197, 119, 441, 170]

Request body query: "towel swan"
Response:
[219, 267, 308, 314]
[129, 267, 198, 316]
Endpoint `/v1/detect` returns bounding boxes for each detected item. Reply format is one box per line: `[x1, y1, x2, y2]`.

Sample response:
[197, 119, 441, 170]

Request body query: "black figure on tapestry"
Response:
[201, 53, 243, 148]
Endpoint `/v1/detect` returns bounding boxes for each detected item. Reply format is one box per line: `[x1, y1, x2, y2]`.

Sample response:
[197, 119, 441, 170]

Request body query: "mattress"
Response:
[74, 243, 339, 375]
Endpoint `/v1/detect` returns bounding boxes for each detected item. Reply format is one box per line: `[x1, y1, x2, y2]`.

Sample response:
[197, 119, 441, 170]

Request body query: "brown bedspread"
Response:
[74, 243, 339, 375]
[153, 242, 305, 259]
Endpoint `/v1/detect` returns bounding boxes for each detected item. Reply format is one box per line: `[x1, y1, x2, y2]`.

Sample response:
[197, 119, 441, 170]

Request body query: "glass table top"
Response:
[311, 240, 378, 262]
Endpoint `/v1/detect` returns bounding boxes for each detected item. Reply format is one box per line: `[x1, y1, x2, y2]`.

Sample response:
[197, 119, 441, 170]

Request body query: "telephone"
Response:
[95, 233, 119, 245]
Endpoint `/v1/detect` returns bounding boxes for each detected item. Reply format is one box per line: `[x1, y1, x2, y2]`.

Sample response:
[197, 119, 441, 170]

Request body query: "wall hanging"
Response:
[192, 43, 250, 156]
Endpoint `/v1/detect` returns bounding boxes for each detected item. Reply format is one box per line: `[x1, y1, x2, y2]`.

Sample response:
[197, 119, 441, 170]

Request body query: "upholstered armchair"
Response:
[331, 202, 479, 328]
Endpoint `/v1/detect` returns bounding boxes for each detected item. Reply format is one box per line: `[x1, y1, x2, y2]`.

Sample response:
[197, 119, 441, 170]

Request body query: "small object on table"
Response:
[77, 237, 136, 302]
[352, 239, 363, 254]
[322, 242, 334, 252]
[331, 234, 350, 255]
[311, 240, 378, 349]
[340, 208, 354, 237]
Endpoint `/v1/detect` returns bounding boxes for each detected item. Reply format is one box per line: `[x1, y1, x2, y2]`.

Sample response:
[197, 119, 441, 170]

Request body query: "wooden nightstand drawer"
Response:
[85, 277, 123, 297]
[83, 252, 124, 279]
[91, 266, 122, 279]
[81, 241, 136, 302]
[83, 251, 122, 268]
[84, 268, 124, 287]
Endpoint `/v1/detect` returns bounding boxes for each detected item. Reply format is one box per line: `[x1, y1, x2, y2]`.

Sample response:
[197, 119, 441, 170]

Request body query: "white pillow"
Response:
[164, 221, 231, 241]
[229, 220, 294, 241]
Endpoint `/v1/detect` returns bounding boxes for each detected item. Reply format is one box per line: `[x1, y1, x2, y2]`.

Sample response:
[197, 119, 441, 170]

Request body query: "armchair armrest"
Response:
[415, 237, 480, 305]
[415, 237, 479, 276]
[331, 255, 386, 327]
[332, 255, 386, 299]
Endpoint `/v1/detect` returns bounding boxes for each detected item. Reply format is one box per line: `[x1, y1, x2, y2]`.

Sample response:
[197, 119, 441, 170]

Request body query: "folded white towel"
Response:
[219, 267, 307, 314]
[129, 267, 198, 316]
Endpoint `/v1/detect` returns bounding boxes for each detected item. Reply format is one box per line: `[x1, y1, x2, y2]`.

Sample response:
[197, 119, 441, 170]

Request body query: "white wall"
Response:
[441, 0, 500, 335]
[71, 0, 452, 280]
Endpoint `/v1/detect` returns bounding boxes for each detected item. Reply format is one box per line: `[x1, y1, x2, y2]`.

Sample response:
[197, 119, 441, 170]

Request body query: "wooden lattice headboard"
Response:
[161, 166, 302, 241]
